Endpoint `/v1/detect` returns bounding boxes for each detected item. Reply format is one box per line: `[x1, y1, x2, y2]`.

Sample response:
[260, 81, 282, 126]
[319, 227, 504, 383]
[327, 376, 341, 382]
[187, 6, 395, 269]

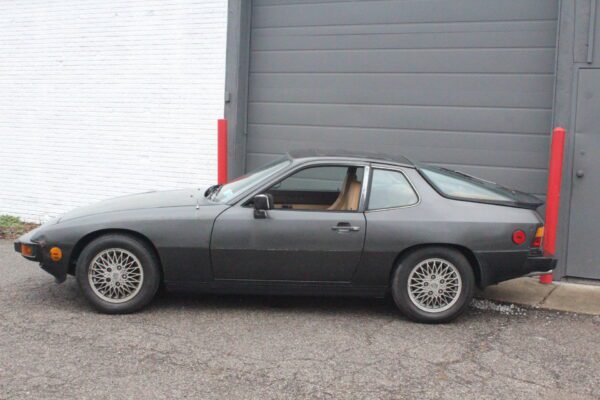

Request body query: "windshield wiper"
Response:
[204, 184, 222, 199]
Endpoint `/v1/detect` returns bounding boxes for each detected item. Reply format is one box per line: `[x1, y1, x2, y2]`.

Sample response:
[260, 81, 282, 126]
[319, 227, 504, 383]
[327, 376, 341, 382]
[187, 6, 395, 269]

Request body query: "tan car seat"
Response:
[328, 170, 361, 211]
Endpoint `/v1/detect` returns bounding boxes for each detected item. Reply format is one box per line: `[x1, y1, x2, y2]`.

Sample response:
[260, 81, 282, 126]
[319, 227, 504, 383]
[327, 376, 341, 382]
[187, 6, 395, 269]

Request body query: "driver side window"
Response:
[265, 165, 364, 211]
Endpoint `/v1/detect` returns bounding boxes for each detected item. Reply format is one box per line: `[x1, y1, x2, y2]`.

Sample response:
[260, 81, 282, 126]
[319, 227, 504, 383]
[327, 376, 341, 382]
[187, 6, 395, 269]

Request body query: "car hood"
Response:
[58, 187, 214, 223]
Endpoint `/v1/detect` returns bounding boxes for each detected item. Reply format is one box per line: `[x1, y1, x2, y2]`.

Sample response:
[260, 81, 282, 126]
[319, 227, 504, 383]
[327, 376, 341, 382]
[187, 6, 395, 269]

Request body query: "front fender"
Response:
[19, 204, 229, 284]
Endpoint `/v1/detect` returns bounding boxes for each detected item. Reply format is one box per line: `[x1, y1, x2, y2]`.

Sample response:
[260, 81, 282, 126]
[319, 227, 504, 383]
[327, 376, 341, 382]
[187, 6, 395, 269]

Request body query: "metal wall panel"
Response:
[566, 68, 600, 279]
[244, 0, 559, 196]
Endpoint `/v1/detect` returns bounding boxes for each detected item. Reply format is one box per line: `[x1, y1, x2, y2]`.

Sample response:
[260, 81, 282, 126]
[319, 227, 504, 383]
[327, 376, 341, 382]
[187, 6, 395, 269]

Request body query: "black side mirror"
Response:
[253, 194, 273, 219]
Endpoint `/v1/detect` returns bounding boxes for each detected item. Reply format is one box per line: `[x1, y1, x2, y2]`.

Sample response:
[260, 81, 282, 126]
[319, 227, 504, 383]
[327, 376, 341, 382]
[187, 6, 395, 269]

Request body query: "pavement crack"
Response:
[538, 285, 559, 306]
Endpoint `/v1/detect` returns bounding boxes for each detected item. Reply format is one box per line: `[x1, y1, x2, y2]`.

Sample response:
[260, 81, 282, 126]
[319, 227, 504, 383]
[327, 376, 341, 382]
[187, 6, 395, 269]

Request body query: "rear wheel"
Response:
[76, 234, 160, 314]
[391, 247, 474, 323]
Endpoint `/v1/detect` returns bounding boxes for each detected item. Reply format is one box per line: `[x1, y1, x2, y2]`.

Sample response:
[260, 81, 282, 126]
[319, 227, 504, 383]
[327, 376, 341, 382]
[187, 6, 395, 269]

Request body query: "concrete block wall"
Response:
[0, 0, 227, 222]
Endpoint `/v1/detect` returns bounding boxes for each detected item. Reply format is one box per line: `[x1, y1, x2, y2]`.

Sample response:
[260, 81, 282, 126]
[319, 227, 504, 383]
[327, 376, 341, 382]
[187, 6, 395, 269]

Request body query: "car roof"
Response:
[287, 149, 415, 168]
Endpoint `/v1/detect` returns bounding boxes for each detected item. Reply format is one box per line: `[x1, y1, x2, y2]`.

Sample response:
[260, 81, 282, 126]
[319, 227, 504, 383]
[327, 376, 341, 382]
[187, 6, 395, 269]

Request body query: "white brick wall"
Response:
[0, 0, 227, 222]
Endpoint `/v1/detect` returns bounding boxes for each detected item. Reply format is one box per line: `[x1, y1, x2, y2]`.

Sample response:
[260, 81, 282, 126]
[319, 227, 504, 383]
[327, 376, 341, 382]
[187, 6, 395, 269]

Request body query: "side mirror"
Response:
[253, 194, 273, 219]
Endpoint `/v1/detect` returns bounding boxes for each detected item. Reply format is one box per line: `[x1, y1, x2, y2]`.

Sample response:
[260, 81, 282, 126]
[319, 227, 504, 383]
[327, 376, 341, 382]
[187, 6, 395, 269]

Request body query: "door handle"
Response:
[331, 223, 360, 233]
[576, 169, 585, 178]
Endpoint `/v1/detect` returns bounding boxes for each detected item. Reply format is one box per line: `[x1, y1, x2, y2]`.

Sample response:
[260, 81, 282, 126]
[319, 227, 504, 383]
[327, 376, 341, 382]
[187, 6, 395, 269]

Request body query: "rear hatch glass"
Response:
[417, 164, 543, 209]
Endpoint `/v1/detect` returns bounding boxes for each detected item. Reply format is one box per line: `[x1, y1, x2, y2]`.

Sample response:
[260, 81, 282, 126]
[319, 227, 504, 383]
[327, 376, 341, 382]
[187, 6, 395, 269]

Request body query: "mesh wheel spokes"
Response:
[407, 258, 462, 313]
[88, 248, 144, 303]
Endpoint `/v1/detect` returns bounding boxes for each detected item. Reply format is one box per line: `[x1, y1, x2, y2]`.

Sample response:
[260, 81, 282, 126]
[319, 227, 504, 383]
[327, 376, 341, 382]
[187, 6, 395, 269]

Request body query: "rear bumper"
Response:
[475, 250, 556, 288]
[522, 256, 557, 276]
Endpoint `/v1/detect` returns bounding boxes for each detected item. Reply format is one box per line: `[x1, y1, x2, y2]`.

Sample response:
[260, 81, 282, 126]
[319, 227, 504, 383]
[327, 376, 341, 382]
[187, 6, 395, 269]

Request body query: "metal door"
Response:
[566, 69, 600, 279]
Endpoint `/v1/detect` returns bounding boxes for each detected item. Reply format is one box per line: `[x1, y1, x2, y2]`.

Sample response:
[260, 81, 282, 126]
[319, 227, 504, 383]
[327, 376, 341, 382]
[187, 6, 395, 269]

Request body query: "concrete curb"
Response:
[478, 277, 600, 316]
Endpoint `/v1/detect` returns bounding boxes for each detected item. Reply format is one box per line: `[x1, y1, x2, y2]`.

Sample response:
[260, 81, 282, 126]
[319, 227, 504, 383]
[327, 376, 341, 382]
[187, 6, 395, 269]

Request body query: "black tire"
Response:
[75, 234, 161, 314]
[391, 247, 474, 324]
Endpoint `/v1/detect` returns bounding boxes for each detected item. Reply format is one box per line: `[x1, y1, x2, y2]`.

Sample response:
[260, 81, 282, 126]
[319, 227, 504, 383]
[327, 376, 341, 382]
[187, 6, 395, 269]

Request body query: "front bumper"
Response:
[14, 232, 69, 283]
[14, 240, 42, 261]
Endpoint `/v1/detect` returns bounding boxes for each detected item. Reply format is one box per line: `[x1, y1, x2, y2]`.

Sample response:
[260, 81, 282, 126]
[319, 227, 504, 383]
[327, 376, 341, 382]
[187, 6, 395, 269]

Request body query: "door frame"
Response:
[224, 0, 571, 276]
[224, 0, 253, 180]
[233, 160, 372, 213]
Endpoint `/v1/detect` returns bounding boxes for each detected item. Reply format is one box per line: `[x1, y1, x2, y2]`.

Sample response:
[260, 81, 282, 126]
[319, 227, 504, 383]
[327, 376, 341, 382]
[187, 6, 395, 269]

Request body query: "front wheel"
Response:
[391, 247, 474, 323]
[76, 234, 161, 314]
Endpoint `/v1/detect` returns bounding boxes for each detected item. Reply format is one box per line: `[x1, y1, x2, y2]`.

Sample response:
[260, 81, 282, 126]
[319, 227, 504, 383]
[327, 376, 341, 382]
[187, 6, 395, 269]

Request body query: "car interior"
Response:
[264, 166, 364, 211]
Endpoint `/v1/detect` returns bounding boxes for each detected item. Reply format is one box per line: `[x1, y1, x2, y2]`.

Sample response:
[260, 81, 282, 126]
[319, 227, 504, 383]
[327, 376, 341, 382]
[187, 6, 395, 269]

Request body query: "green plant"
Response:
[0, 214, 24, 228]
[0, 215, 39, 240]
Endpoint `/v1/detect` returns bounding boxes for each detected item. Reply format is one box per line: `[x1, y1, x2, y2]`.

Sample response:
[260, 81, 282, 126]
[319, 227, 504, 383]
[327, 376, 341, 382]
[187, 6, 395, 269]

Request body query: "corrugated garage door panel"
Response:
[252, 0, 557, 27]
[246, 0, 559, 196]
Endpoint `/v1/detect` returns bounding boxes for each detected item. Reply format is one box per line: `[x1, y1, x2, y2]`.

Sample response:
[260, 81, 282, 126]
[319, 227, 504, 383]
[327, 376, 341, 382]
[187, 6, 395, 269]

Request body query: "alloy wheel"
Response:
[88, 248, 144, 303]
[407, 257, 462, 313]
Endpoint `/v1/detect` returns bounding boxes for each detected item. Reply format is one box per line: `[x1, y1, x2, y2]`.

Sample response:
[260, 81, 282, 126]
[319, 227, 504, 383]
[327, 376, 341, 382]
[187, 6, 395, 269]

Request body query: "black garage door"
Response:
[244, 0, 558, 196]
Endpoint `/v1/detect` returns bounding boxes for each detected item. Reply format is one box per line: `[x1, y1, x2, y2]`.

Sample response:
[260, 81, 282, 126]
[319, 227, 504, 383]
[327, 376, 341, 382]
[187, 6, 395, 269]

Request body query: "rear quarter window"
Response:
[368, 169, 418, 210]
[419, 167, 513, 202]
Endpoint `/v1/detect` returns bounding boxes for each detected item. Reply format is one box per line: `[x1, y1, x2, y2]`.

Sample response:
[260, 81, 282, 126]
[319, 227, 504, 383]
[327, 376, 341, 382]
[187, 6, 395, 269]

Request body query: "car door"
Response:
[210, 163, 368, 282]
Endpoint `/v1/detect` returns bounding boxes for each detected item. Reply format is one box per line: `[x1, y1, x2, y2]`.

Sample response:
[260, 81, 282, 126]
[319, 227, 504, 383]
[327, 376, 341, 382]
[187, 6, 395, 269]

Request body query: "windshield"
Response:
[418, 164, 543, 208]
[209, 157, 291, 203]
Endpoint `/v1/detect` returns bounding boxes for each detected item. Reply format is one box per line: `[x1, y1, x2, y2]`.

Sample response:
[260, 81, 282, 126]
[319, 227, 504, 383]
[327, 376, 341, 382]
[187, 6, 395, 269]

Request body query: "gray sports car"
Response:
[15, 150, 555, 323]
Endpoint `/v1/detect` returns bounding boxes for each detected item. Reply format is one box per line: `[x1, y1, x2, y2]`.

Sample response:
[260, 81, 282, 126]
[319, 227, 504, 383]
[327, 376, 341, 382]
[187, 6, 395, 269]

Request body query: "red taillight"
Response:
[532, 226, 544, 248]
[512, 230, 526, 245]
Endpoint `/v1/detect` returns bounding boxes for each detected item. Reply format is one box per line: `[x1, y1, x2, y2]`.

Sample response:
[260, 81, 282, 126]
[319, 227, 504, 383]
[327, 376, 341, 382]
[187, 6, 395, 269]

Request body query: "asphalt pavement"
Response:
[1, 240, 599, 400]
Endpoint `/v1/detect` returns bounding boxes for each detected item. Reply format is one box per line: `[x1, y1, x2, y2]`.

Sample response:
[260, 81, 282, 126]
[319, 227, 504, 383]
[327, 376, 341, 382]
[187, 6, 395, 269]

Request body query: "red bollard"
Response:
[217, 119, 228, 184]
[539, 273, 554, 284]
[540, 127, 566, 284]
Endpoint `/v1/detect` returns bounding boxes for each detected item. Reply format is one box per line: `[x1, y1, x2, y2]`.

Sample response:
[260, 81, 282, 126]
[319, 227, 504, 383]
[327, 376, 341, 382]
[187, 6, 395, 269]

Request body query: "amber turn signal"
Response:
[21, 244, 34, 257]
[532, 226, 544, 248]
[49, 247, 62, 261]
